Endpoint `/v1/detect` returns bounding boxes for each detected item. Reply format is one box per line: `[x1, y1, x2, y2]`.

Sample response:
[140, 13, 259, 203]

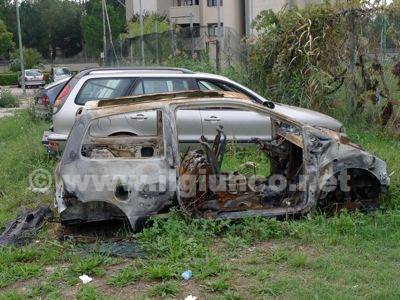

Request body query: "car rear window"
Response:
[75, 78, 132, 105]
[26, 70, 42, 76]
[132, 78, 191, 95]
[54, 68, 70, 75]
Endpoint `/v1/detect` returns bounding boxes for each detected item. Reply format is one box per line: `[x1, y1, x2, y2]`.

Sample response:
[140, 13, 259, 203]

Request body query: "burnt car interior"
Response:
[176, 104, 383, 218]
[177, 106, 306, 218]
[81, 110, 164, 159]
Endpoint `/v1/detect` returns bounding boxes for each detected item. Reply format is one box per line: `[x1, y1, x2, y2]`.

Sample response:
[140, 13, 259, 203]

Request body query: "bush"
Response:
[249, 4, 345, 109]
[0, 73, 18, 86]
[10, 48, 42, 71]
[0, 89, 19, 108]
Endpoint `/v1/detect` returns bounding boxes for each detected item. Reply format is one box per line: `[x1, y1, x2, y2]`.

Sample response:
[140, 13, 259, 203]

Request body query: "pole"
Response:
[348, 8, 356, 111]
[15, 0, 25, 95]
[217, 0, 221, 40]
[170, 19, 175, 55]
[155, 20, 159, 64]
[190, 13, 194, 58]
[139, 0, 145, 65]
[102, 0, 107, 65]
[380, 0, 386, 58]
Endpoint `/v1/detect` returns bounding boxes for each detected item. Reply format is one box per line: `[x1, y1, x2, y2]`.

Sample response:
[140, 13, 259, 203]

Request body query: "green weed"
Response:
[107, 266, 142, 287]
[149, 281, 180, 298]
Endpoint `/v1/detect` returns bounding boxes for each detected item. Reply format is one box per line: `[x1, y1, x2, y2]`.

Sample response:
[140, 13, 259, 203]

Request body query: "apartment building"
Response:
[169, 0, 244, 37]
[125, 0, 174, 21]
[126, 0, 244, 37]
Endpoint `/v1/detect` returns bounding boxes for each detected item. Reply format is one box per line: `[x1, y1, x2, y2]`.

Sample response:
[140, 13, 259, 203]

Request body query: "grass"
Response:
[149, 281, 180, 298]
[0, 111, 399, 298]
[0, 110, 54, 227]
[107, 266, 142, 287]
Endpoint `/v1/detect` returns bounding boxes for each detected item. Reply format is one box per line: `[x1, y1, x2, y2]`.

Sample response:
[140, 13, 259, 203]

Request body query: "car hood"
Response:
[272, 103, 343, 132]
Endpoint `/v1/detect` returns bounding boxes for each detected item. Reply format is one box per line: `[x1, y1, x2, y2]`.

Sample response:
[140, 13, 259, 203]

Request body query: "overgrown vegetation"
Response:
[249, 4, 345, 110]
[0, 89, 18, 108]
[248, 1, 400, 128]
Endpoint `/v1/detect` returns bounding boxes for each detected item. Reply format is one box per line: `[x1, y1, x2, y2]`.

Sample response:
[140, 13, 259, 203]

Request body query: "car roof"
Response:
[79, 71, 229, 81]
[74, 67, 194, 78]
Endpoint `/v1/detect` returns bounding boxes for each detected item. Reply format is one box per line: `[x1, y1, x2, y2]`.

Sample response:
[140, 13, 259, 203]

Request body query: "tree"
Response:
[81, 0, 125, 57]
[0, 0, 83, 58]
[126, 14, 169, 38]
[38, 0, 83, 58]
[0, 19, 14, 57]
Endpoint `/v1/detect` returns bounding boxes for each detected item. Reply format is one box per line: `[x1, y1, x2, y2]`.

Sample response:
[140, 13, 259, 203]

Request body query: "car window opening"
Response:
[81, 110, 164, 159]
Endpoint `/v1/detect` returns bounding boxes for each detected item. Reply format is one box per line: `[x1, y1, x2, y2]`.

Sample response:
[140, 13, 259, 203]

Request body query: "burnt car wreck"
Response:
[55, 91, 390, 230]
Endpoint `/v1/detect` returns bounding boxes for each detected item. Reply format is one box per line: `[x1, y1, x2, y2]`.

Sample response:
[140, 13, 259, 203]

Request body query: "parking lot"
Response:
[3, 86, 37, 97]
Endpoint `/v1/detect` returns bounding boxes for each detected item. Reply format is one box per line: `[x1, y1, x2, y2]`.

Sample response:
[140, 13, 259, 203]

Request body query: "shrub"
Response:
[0, 89, 19, 108]
[0, 73, 18, 86]
[249, 4, 345, 109]
[10, 48, 42, 71]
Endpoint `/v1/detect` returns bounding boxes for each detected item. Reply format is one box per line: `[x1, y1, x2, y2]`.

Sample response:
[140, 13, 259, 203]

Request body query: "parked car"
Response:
[33, 77, 71, 118]
[18, 69, 45, 88]
[55, 91, 389, 229]
[51, 67, 71, 83]
[43, 67, 344, 155]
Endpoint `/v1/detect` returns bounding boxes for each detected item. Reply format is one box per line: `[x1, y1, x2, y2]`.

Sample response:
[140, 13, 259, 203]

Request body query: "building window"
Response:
[207, 0, 222, 6]
[177, 0, 199, 6]
[208, 23, 223, 37]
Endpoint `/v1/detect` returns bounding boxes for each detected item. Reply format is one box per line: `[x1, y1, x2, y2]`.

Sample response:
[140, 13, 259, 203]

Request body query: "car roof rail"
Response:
[75, 67, 194, 78]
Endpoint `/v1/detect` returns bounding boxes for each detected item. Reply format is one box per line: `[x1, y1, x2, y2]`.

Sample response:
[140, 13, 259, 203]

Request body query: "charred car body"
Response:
[55, 91, 390, 230]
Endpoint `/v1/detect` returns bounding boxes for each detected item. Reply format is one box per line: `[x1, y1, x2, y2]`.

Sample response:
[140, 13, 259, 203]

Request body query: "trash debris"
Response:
[79, 274, 93, 284]
[0, 206, 52, 247]
[182, 270, 193, 281]
[184, 295, 197, 300]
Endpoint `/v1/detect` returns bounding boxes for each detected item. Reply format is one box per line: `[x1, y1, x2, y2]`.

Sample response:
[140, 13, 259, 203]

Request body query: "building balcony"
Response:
[169, 5, 200, 24]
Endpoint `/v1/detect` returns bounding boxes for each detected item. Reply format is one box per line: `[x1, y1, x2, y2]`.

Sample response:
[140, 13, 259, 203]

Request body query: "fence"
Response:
[106, 26, 247, 70]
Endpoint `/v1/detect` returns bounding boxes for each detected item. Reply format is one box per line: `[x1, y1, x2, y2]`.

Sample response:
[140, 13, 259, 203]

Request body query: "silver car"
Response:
[55, 91, 389, 229]
[43, 67, 344, 154]
[18, 69, 45, 88]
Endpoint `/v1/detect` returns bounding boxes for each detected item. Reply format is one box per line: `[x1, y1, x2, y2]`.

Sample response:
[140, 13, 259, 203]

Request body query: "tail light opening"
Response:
[53, 78, 78, 114]
[43, 95, 50, 107]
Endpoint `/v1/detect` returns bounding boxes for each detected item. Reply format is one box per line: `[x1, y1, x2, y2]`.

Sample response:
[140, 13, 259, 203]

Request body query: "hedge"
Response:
[0, 73, 18, 86]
